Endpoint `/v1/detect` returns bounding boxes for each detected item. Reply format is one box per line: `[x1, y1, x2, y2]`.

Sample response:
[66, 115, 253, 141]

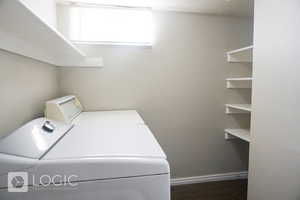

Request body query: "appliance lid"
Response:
[73, 110, 145, 126]
[0, 118, 73, 159]
[43, 124, 166, 160]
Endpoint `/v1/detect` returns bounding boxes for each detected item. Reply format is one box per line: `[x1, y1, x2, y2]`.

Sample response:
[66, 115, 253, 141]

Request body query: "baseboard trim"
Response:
[171, 171, 248, 186]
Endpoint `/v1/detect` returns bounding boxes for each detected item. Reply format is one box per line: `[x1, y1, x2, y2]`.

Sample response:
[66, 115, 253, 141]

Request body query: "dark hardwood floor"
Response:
[171, 179, 247, 200]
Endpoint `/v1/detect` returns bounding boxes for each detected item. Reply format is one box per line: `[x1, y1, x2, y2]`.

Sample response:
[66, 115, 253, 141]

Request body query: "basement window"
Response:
[68, 4, 154, 46]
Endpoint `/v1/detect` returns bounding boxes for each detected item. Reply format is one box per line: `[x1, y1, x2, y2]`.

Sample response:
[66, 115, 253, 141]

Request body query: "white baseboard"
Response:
[171, 171, 248, 186]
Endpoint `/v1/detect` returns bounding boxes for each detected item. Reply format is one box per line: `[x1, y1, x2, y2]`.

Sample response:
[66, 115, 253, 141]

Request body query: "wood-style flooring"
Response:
[171, 179, 247, 200]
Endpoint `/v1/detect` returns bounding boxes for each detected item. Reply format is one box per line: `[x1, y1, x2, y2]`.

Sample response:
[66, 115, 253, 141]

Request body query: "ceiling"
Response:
[56, 0, 254, 17]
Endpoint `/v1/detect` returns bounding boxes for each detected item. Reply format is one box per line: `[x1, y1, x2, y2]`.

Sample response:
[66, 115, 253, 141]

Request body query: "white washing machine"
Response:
[0, 96, 170, 200]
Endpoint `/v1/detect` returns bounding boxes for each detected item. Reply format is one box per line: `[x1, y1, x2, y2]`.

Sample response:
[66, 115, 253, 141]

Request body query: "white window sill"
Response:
[72, 41, 153, 48]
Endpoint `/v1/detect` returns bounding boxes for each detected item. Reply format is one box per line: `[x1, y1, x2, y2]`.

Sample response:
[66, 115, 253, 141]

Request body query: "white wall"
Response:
[57, 10, 253, 178]
[22, 0, 57, 27]
[248, 0, 300, 199]
[0, 50, 59, 138]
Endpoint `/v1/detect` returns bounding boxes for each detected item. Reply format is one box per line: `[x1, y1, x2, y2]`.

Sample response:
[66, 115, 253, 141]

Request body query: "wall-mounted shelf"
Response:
[226, 77, 253, 81]
[226, 77, 252, 89]
[227, 45, 253, 63]
[0, 0, 103, 67]
[226, 104, 251, 114]
[225, 129, 250, 142]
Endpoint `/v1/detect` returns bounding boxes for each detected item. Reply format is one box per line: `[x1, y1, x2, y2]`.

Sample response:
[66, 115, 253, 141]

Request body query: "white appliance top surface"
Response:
[0, 118, 73, 159]
[44, 124, 166, 160]
[73, 110, 145, 125]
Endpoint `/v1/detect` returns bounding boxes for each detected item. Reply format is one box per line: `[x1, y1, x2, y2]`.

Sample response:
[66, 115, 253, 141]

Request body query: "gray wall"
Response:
[0, 50, 59, 138]
[248, 1, 300, 199]
[58, 11, 253, 178]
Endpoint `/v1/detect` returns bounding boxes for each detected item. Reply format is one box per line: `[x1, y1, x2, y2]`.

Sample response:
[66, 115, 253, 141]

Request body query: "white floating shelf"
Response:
[225, 129, 251, 142]
[0, 0, 103, 67]
[226, 77, 252, 89]
[226, 77, 253, 81]
[226, 104, 251, 114]
[227, 46, 253, 54]
[227, 45, 253, 63]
